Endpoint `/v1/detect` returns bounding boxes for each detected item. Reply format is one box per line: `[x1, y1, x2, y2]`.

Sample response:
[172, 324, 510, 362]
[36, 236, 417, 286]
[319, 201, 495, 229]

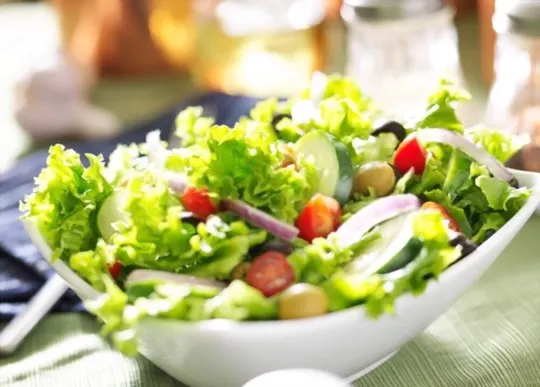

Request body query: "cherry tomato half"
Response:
[421, 201, 460, 233]
[182, 186, 218, 220]
[247, 251, 295, 297]
[393, 136, 427, 175]
[108, 261, 123, 279]
[295, 194, 341, 243]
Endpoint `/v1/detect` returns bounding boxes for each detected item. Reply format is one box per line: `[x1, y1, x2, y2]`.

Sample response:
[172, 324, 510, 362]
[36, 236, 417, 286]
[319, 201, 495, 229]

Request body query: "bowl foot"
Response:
[345, 351, 398, 383]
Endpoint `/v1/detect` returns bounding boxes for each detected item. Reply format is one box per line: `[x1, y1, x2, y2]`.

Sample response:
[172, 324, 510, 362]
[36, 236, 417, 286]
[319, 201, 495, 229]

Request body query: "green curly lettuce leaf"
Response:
[113, 177, 266, 276]
[86, 276, 222, 356]
[415, 79, 471, 133]
[316, 97, 373, 145]
[472, 213, 506, 244]
[272, 74, 378, 154]
[475, 175, 530, 215]
[87, 278, 276, 356]
[110, 170, 196, 269]
[300, 73, 375, 112]
[466, 126, 529, 163]
[20, 145, 113, 261]
[397, 142, 530, 243]
[205, 280, 278, 320]
[174, 106, 215, 147]
[288, 231, 380, 285]
[249, 98, 292, 123]
[104, 144, 141, 185]
[351, 133, 399, 166]
[69, 239, 117, 291]
[168, 124, 317, 223]
[185, 229, 267, 280]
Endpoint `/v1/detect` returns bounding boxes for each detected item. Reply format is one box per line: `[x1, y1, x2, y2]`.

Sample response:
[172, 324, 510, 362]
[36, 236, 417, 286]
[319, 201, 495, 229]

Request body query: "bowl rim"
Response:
[26, 169, 540, 331]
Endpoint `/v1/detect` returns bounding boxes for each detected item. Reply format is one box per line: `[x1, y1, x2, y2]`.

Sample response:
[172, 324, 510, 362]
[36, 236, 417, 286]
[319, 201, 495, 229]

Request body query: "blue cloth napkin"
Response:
[0, 93, 259, 320]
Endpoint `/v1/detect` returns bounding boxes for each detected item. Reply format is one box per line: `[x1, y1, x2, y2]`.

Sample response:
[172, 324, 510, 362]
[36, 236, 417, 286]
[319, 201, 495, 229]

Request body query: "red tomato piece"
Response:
[247, 251, 295, 297]
[393, 136, 427, 175]
[421, 201, 460, 233]
[108, 261, 123, 279]
[295, 194, 341, 243]
[320, 195, 342, 229]
[182, 186, 218, 220]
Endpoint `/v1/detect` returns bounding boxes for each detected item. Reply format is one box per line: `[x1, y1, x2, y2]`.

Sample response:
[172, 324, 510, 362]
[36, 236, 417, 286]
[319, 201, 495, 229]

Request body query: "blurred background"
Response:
[1, 0, 539, 173]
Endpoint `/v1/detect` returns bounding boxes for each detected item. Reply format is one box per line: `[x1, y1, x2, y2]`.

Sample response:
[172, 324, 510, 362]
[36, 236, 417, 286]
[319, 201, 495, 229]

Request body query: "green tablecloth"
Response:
[2, 216, 539, 387]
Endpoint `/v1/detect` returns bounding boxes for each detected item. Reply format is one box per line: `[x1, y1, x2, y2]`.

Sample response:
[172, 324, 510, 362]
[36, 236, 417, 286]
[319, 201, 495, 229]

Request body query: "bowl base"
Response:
[345, 351, 398, 383]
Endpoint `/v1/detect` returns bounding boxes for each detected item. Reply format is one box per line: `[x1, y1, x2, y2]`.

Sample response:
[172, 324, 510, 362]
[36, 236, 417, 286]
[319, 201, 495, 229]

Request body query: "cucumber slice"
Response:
[377, 238, 423, 274]
[97, 191, 130, 242]
[347, 213, 422, 276]
[296, 131, 354, 204]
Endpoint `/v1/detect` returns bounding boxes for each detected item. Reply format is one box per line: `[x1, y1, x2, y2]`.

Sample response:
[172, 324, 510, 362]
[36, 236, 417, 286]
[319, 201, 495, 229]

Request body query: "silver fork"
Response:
[0, 274, 68, 355]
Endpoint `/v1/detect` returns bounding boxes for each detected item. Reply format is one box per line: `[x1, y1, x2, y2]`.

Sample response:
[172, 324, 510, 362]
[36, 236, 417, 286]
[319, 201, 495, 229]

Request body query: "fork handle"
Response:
[0, 274, 68, 355]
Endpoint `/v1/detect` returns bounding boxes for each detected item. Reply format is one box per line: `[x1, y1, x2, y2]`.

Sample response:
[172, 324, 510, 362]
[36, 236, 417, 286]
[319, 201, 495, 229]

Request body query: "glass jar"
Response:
[485, 0, 540, 172]
[341, 0, 464, 119]
[189, 0, 327, 98]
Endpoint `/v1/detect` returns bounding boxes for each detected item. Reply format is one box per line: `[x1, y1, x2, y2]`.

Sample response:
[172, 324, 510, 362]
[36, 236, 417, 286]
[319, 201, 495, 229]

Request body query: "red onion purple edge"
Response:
[222, 199, 299, 242]
[335, 194, 421, 248]
[416, 128, 515, 183]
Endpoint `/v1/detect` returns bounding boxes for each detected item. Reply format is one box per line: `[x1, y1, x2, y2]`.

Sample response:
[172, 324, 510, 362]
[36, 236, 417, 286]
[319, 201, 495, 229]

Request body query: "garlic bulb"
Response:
[14, 51, 120, 140]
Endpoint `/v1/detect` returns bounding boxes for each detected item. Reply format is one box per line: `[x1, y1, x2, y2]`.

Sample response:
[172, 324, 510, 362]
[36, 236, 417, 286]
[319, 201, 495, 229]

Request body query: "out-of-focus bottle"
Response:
[189, 0, 327, 98]
[341, 0, 464, 119]
[49, 0, 194, 77]
[148, 0, 194, 70]
[485, 0, 540, 172]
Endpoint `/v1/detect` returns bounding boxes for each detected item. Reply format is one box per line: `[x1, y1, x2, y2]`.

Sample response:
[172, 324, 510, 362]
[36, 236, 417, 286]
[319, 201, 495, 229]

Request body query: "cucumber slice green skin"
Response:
[332, 139, 354, 204]
[296, 131, 354, 204]
[347, 213, 424, 276]
[377, 238, 423, 274]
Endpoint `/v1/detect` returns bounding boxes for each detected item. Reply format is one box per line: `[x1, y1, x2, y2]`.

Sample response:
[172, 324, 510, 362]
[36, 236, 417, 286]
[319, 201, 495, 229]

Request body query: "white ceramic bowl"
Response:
[23, 170, 540, 387]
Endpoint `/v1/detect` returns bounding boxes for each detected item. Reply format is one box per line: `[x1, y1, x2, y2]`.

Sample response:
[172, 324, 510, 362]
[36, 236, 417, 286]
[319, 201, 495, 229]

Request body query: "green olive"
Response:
[352, 161, 396, 197]
[230, 262, 251, 281]
[278, 283, 329, 320]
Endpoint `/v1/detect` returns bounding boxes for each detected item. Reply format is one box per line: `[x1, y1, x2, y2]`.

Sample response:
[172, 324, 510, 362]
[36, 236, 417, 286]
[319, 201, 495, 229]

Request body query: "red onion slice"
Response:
[163, 178, 299, 241]
[416, 128, 516, 183]
[222, 199, 299, 242]
[165, 177, 300, 241]
[335, 194, 421, 247]
[163, 171, 188, 194]
[126, 269, 227, 290]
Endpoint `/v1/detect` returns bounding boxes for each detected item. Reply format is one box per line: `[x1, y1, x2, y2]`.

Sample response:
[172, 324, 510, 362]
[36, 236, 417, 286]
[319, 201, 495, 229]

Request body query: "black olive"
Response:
[271, 113, 292, 128]
[508, 176, 519, 189]
[390, 163, 402, 180]
[450, 235, 477, 258]
[371, 121, 407, 143]
[179, 212, 200, 226]
[249, 238, 294, 257]
[484, 230, 496, 240]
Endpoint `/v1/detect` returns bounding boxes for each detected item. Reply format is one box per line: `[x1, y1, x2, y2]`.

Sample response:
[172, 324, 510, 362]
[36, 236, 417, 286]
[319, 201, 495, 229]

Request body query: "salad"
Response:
[21, 74, 531, 355]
